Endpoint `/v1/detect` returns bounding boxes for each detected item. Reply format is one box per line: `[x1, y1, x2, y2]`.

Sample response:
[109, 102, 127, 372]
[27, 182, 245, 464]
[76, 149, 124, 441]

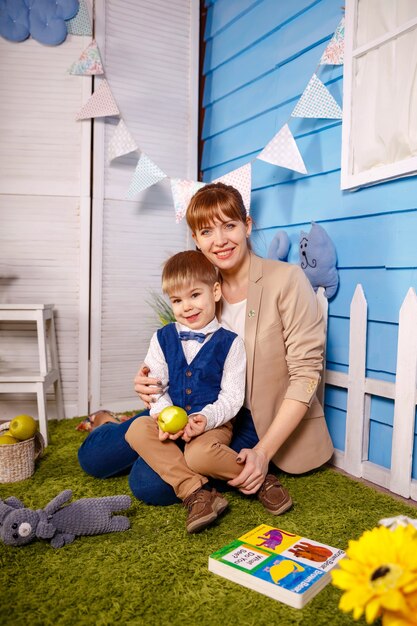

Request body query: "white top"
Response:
[144, 318, 246, 431]
[221, 298, 250, 408]
[220, 298, 247, 341]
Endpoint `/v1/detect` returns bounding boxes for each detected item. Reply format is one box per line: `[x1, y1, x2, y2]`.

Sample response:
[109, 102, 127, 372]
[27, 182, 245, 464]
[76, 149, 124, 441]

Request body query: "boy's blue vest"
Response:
[157, 323, 237, 414]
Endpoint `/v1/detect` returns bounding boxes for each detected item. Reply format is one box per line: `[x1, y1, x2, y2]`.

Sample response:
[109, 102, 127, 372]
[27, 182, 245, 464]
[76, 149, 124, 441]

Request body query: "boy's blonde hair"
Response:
[162, 250, 218, 295]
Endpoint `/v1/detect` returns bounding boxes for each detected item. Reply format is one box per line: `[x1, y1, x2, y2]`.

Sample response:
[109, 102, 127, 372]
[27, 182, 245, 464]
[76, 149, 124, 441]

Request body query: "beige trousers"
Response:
[125, 415, 241, 500]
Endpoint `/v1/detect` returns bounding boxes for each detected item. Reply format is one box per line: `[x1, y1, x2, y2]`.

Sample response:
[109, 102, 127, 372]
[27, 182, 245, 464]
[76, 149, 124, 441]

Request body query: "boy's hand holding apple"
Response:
[155, 405, 188, 441]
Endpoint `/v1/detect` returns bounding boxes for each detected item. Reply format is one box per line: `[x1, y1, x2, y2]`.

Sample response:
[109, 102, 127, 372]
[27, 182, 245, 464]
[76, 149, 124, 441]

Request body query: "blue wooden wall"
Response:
[201, 0, 417, 475]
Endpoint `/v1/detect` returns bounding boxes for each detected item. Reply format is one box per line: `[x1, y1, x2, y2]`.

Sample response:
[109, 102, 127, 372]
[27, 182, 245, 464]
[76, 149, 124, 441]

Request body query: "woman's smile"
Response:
[213, 247, 235, 260]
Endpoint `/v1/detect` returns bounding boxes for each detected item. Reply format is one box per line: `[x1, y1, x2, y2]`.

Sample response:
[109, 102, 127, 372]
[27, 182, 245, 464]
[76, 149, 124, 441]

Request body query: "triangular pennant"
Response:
[127, 153, 167, 198]
[291, 74, 342, 119]
[66, 0, 92, 36]
[213, 163, 252, 215]
[108, 119, 138, 162]
[69, 40, 104, 76]
[320, 17, 345, 65]
[76, 80, 120, 120]
[257, 124, 307, 174]
[170, 179, 206, 223]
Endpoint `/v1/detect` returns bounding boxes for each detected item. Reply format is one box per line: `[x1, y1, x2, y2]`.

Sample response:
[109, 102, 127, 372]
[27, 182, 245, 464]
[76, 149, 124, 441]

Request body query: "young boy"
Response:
[125, 250, 246, 533]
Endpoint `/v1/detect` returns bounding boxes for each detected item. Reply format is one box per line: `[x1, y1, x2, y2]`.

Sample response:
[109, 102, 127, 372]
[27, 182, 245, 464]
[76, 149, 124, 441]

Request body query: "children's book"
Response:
[208, 524, 345, 609]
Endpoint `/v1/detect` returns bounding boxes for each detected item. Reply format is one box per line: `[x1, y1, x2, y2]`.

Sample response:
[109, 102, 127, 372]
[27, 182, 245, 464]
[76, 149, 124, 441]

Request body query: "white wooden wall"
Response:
[0, 1, 198, 419]
[90, 0, 198, 412]
[0, 32, 92, 420]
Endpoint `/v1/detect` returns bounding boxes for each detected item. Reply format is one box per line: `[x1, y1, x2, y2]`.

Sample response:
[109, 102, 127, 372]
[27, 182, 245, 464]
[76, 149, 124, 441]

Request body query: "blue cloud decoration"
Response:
[0, 0, 79, 45]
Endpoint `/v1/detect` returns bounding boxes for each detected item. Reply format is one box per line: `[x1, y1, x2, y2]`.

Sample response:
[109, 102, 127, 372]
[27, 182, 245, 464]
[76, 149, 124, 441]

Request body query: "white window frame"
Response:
[341, 1, 417, 190]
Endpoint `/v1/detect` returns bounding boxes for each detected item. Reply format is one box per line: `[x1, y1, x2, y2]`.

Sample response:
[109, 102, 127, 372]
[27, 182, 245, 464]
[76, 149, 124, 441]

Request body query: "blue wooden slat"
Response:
[315, 212, 417, 270]
[255, 122, 342, 187]
[326, 316, 349, 365]
[203, 0, 326, 74]
[328, 268, 417, 323]
[368, 421, 392, 469]
[202, 77, 342, 170]
[366, 321, 398, 376]
[250, 172, 417, 231]
[324, 405, 346, 451]
[203, 154, 253, 180]
[370, 396, 394, 427]
[205, 0, 261, 40]
[249, 231, 417, 322]
[324, 385, 347, 410]
[326, 317, 398, 375]
[255, 213, 417, 268]
[326, 363, 349, 374]
[202, 47, 342, 140]
[202, 124, 339, 183]
[203, 0, 341, 103]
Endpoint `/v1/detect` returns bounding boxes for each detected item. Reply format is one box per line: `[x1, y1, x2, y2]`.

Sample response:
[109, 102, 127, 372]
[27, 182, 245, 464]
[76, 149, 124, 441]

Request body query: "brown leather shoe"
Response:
[257, 474, 293, 515]
[183, 487, 229, 533]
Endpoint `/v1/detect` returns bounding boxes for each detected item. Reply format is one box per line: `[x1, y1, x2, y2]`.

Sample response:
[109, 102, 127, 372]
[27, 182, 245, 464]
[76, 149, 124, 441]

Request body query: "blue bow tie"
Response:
[178, 331, 206, 344]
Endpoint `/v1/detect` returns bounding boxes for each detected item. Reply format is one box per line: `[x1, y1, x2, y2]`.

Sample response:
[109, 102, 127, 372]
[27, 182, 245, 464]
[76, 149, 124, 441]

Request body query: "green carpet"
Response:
[1, 418, 417, 626]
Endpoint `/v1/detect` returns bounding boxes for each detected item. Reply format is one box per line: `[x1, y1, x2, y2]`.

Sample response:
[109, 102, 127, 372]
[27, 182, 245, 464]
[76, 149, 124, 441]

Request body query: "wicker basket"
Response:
[0, 422, 45, 483]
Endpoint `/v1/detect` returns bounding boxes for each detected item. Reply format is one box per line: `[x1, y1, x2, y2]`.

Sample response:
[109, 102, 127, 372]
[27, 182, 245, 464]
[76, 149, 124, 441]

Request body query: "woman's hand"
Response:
[134, 364, 162, 409]
[227, 447, 269, 495]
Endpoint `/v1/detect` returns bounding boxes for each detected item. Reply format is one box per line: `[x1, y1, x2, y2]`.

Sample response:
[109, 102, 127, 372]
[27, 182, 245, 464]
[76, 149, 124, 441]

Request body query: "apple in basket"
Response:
[157, 406, 188, 434]
[0, 433, 20, 445]
[8, 414, 38, 441]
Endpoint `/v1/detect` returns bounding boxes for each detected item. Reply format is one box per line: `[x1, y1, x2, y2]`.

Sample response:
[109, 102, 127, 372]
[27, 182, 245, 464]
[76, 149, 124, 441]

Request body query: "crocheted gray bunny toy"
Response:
[0, 490, 131, 548]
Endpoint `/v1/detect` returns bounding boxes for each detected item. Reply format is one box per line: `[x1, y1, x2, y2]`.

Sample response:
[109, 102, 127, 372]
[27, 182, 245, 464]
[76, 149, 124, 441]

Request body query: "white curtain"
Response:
[356, 0, 417, 46]
[351, 0, 417, 174]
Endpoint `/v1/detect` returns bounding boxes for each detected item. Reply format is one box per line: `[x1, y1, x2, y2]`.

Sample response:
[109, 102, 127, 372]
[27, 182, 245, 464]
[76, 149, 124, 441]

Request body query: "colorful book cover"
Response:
[239, 524, 345, 572]
[208, 525, 345, 609]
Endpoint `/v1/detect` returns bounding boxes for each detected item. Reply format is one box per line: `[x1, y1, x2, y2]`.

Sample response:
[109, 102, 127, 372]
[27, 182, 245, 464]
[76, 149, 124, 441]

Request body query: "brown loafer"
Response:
[183, 487, 229, 533]
[257, 474, 293, 515]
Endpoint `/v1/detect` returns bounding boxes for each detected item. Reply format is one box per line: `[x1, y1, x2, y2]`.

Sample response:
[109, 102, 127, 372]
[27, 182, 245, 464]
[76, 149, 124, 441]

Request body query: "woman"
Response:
[134, 183, 333, 500]
[79, 183, 333, 507]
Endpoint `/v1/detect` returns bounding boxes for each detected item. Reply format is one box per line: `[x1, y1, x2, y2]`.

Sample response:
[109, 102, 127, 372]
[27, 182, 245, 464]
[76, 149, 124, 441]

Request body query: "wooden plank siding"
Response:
[201, 0, 417, 478]
[0, 33, 92, 420]
[89, 0, 198, 412]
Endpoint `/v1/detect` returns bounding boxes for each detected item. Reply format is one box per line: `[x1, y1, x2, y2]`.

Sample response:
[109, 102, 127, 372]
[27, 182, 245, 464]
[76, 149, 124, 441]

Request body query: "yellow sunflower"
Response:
[331, 524, 417, 624]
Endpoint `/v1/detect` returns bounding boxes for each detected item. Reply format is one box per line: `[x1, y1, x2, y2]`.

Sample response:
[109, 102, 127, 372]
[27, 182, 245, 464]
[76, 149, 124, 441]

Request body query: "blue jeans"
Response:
[78, 407, 259, 505]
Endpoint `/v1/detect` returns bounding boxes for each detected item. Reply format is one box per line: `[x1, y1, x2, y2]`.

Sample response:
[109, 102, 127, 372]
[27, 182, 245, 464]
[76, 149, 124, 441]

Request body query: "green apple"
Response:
[8, 414, 37, 441]
[157, 406, 188, 434]
[0, 433, 20, 445]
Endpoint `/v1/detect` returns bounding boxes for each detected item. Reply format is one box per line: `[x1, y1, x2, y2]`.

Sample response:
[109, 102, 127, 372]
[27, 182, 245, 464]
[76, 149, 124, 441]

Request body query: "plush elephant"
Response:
[0, 490, 131, 548]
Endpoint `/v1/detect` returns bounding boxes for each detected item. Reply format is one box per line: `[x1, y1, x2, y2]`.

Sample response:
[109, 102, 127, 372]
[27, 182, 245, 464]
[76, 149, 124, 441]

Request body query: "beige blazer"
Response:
[222, 254, 334, 474]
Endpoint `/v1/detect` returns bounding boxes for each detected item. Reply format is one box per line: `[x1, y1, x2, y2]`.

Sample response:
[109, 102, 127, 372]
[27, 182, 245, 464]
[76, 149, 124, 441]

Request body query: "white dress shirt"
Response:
[144, 317, 246, 431]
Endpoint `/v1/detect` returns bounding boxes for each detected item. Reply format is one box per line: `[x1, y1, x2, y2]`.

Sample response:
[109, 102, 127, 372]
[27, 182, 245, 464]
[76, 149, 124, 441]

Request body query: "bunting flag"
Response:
[170, 179, 206, 223]
[214, 163, 252, 215]
[69, 40, 104, 76]
[320, 18, 345, 65]
[257, 124, 307, 174]
[108, 119, 138, 162]
[66, 0, 92, 36]
[76, 79, 120, 120]
[291, 74, 342, 119]
[127, 153, 167, 199]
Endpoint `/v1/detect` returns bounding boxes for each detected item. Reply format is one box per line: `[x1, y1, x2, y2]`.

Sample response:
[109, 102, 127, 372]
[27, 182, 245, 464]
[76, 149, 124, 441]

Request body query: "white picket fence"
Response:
[317, 285, 417, 502]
